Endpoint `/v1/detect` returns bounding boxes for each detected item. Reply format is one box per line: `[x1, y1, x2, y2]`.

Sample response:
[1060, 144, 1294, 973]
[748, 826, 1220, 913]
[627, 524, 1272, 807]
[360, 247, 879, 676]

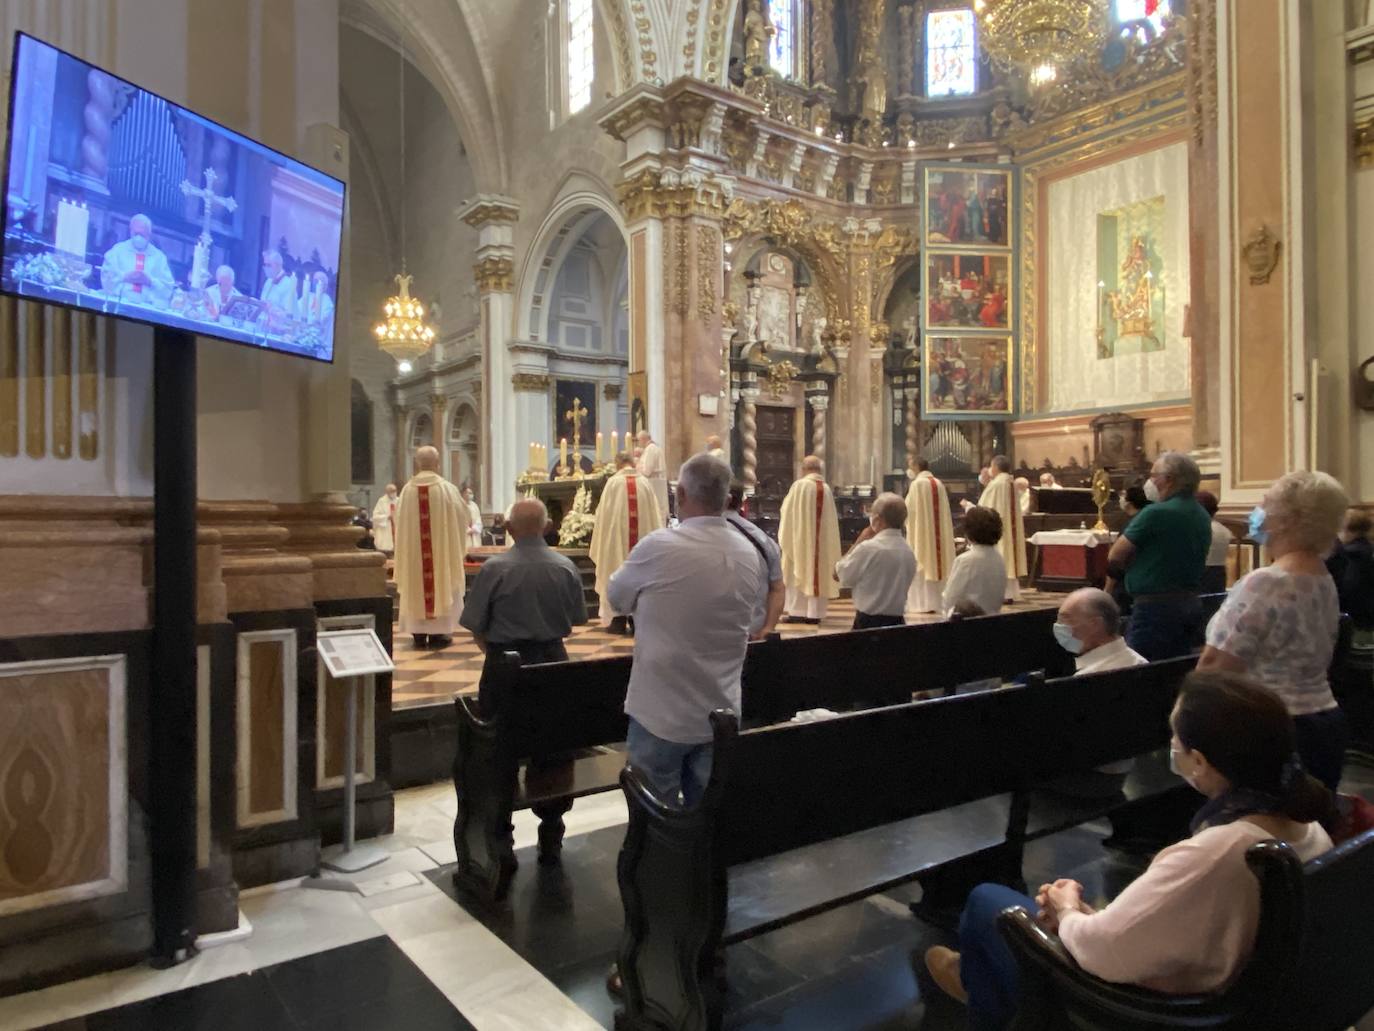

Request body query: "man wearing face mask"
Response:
[99, 213, 175, 306]
[1103, 451, 1212, 660]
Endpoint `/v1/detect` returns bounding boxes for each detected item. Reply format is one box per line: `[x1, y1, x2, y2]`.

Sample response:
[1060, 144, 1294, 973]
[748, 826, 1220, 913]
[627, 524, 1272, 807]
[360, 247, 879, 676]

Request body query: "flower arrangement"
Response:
[557, 485, 596, 548]
[12, 251, 89, 290]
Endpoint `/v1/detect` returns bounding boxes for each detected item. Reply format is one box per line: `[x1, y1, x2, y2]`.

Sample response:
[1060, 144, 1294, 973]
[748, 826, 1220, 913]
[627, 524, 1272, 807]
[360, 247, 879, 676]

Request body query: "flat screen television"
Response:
[0, 32, 344, 362]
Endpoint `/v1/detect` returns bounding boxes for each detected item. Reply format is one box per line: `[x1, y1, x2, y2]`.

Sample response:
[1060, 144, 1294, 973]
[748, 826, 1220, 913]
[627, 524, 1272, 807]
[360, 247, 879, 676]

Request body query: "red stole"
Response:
[929, 477, 945, 574]
[417, 485, 436, 618]
[626, 475, 640, 549]
[133, 252, 146, 293]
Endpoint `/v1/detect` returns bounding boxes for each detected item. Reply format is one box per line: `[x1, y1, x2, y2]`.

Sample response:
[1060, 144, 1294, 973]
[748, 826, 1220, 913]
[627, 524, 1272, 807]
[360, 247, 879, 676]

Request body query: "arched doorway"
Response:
[449, 403, 480, 499]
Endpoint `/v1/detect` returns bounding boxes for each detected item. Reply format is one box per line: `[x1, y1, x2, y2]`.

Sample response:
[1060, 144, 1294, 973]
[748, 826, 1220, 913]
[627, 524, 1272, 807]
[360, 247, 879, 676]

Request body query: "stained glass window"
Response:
[769, 0, 798, 79]
[1115, 0, 1172, 42]
[925, 8, 977, 98]
[567, 0, 594, 114]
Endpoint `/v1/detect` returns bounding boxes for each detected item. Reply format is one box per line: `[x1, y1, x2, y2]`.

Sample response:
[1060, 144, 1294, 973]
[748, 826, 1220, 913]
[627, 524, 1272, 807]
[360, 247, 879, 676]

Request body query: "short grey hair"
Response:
[871, 492, 907, 531]
[677, 453, 731, 513]
[1153, 451, 1201, 494]
[1077, 588, 1121, 636]
[1265, 470, 1349, 552]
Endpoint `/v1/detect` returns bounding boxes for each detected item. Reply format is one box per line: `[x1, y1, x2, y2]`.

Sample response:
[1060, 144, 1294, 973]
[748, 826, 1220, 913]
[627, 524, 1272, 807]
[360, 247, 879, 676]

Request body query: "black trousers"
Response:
[852, 611, 905, 631]
[477, 638, 569, 716]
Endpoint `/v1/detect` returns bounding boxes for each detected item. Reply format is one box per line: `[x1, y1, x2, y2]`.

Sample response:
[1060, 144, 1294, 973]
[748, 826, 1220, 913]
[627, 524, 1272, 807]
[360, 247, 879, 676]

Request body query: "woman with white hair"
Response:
[1199, 470, 1351, 789]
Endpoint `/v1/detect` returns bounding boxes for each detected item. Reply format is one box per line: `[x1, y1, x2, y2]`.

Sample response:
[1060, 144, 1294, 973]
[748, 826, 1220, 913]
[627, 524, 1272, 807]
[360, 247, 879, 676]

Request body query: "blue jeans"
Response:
[958, 883, 1037, 1031]
[1125, 596, 1203, 661]
[625, 718, 714, 808]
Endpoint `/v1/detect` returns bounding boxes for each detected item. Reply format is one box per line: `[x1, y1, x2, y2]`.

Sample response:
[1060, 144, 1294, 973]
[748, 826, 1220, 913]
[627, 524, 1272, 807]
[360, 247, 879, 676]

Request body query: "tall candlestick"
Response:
[596, 431, 604, 464]
[560, 438, 568, 474]
[611, 430, 619, 459]
[528, 442, 535, 469]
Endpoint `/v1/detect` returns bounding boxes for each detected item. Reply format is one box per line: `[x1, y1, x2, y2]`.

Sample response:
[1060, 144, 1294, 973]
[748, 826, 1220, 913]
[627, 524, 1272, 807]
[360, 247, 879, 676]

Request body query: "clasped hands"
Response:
[1033, 878, 1094, 934]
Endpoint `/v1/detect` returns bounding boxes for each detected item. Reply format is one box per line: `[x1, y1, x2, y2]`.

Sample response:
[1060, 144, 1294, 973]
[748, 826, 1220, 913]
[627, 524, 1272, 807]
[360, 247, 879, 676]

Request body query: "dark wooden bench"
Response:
[613, 656, 1197, 1030]
[998, 828, 1374, 1031]
[452, 606, 1070, 901]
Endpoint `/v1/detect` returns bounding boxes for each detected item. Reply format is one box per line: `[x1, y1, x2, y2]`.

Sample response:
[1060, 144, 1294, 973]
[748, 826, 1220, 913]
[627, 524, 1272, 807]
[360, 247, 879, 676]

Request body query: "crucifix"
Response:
[564, 396, 588, 472]
[180, 167, 238, 289]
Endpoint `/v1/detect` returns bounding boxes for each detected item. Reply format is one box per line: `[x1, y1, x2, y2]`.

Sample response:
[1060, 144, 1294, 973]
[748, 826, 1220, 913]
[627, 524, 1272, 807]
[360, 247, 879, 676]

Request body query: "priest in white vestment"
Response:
[590, 452, 663, 632]
[705, 434, 726, 461]
[905, 458, 956, 613]
[371, 483, 398, 553]
[302, 270, 334, 336]
[462, 484, 483, 546]
[1015, 476, 1031, 515]
[395, 447, 469, 648]
[977, 455, 1028, 602]
[204, 265, 242, 322]
[636, 430, 670, 525]
[778, 455, 841, 623]
[99, 214, 175, 307]
[259, 250, 298, 329]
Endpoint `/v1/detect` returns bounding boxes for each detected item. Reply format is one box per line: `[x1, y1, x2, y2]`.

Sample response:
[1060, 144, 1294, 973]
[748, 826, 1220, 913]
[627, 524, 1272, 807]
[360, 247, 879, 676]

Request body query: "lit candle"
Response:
[528, 442, 536, 469]
[596, 431, 604, 464]
[611, 430, 619, 459]
[560, 437, 568, 473]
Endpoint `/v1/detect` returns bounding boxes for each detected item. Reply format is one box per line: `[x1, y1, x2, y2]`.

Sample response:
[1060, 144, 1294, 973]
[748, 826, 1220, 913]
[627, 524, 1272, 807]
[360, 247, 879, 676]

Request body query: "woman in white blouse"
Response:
[943, 506, 1007, 618]
[925, 670, 1334, 1030]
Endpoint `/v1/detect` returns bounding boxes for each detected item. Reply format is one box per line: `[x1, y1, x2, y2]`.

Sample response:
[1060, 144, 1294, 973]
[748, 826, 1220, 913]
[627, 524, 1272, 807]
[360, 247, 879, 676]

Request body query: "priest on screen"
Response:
[778, 455, 841, 624]
[99, 213, 175, 306]
[977, 454, 1028, 603]
[905, 457, 956, 613]
[395, 448, 469, 649]
[371, 483, 398, 553]
[590, 452, 663, 634]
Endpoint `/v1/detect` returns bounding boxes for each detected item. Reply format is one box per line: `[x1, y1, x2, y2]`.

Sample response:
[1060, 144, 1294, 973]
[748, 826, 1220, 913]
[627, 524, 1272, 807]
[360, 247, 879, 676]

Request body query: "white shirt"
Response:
[942, 543, 1006, 617]
[1074, 636, 1148, 675]
[835, 528, 917, 617]
[609, 516, 766, 744]
[637, 441, 666, 481]
[1207, 520, 1233, 567]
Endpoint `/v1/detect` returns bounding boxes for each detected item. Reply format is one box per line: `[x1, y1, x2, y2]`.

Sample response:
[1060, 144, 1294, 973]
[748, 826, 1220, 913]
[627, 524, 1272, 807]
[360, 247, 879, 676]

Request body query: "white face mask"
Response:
[1143, 478, 1161, 502]
[1169, 747, 1196, 787]
[1052, 621, 1084, 655]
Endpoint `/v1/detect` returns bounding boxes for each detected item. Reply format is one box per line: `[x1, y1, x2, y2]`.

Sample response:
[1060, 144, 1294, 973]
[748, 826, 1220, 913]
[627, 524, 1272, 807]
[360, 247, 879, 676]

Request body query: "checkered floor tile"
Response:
[389, 591, 1065, 711]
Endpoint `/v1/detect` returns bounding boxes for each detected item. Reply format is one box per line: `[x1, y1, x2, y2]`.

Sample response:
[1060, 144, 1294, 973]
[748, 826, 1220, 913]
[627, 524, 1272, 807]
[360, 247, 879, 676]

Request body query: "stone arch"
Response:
[409, 411, 435, 450]
[448, 400, 481, 494]
[728, 233, 842, 323]
[515, 183, 630, 344]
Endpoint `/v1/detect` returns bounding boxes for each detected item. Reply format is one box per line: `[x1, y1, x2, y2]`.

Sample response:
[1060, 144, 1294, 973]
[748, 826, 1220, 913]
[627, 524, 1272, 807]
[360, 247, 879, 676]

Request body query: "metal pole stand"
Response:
[319, 675, 388, 874]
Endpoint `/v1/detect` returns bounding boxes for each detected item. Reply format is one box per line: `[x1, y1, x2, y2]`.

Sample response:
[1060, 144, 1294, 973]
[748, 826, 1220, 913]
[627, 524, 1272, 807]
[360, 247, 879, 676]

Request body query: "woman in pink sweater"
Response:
[925, 670, 1335, 1030]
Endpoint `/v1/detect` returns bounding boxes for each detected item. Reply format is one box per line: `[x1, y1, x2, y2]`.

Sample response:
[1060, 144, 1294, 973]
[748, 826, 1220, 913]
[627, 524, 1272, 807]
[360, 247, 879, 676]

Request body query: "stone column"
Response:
[905, 388, 922, 474]
[739, 383, 760, 487]
[510, 342, 554, 484]
[429, 393, 448, 471]
[1187, 0, 1222, 475]
[807, 391, 829, 469]
[460, 196, 520, 510]
[392, 404, 408, 486]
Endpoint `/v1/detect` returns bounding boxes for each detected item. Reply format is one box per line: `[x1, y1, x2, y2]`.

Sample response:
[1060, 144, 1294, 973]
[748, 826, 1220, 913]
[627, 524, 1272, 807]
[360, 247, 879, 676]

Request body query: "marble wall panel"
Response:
[235, 630, 297, 828]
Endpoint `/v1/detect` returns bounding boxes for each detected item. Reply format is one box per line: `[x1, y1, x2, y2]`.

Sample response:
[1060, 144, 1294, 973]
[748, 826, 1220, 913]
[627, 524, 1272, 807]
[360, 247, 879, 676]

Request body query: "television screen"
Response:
[0, 32, 344, 362]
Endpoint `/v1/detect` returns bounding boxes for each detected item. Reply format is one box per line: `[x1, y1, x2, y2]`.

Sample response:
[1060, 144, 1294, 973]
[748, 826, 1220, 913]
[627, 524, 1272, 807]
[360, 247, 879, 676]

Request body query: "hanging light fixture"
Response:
[374, 1, 436, 373]
[974, 0, 1109, 88]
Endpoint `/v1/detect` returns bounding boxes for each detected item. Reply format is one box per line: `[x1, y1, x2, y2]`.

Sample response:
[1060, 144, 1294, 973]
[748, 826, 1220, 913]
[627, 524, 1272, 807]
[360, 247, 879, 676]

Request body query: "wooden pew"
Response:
[453, 606, 1069, 902]
[614, 657, 1197, 1031]
[998, 829, 1374, 1031]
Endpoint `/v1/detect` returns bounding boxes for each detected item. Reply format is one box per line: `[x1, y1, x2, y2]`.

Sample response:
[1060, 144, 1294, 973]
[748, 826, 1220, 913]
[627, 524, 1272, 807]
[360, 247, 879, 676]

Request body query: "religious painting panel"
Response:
[923, 167, 1012, 248]
[754, 252, 795, 350]
[923, 252, 1011, 330]
[1096, 195, 1166, 357]
[0, 655, 127, 916]
[1042, 138, 1190, 413]
[552, 379, 597, 456]
[922, 336, 1014, 420]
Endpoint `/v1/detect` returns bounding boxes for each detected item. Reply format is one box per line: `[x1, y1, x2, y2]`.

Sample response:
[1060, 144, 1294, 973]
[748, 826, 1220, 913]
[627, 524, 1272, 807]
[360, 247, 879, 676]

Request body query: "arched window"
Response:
[1115, 0, 1172, 43]
[925, 7, 977, 98]
[566, 0, 595, 114]
[768, 0, 802, 80]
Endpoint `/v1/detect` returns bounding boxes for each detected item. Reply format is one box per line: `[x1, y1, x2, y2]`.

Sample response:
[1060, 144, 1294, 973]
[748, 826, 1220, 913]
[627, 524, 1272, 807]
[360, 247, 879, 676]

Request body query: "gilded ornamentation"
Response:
[1241, 225, 1281, 286]
[979, 0, 1110, 86]
[511, 373, 550, 392]
[870, 357, 882, 405]
[766, 359, 799, 399]
[617, 167, 738, 223]
[473, 256, 514, 294]
[1012, 35, 1185, 131]
[853, 0, 888, 121]
[605, 0, 637, 91]
[741, 0, 774, 75]
[697, 225, 721, 319]
[723, 300, 741, 329]
[628, 0, 659, 83]
[810, 0, 832, 85]
[1186, 0, 1218, 147]
[604, 382, 623, 400]
[1356, 117, 1374, 169]
[664, 222, 677, 315]
[673, 220, 690, 316]
[601, 94, 668, 144]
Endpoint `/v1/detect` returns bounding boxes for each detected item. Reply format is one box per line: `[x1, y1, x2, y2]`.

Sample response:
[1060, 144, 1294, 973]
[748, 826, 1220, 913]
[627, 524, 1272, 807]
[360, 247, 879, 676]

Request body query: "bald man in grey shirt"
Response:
[460, 498, 587, 712]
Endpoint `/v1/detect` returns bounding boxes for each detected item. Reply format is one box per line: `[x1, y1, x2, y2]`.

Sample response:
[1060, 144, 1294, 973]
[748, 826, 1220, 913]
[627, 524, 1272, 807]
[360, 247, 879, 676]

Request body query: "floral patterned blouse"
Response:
[1205, 567, 1340, 716]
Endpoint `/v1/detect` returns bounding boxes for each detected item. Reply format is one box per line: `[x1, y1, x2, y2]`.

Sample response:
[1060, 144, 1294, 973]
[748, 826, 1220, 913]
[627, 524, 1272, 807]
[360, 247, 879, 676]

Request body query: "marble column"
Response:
[429, 393, 448, 470]
[808, 392, 830, 470]
[739, 385, 760, 487]
[510, 343, 555, 483]
[1187, 0, 1222, 475]
[460, 196, 520, 510]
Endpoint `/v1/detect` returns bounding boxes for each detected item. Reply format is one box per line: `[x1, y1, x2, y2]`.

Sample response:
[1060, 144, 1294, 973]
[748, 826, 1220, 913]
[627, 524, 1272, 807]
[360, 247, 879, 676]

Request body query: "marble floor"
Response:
[390, 592, 1066, 710]
[8, 764, 1373, 1031]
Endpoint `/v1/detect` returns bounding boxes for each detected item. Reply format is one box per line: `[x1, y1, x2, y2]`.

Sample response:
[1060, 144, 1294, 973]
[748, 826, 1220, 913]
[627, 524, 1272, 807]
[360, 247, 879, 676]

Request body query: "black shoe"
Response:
[608, 616, 629, 635]
[805, 617, 822, 625]
[411, 634, 429, 649]
[429, 635, 452, 649]
[782, 615, 809, 624]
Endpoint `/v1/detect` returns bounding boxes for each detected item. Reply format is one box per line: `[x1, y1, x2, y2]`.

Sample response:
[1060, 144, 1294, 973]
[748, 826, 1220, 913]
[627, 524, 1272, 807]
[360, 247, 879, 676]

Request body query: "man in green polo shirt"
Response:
[1103, 451, 1212, 660]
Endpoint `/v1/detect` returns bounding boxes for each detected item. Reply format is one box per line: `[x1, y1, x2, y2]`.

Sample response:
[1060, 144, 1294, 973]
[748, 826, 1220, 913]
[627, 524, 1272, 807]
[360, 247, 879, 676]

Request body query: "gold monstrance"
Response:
[564, 397, 588, 479]
[1090, 467, 1112, 533]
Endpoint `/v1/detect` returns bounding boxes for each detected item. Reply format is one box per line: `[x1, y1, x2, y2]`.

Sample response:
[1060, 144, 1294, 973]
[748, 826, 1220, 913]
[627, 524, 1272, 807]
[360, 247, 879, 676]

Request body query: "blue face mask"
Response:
[1248, 505, 1268, 545]
[1052, 621, 1084, 655]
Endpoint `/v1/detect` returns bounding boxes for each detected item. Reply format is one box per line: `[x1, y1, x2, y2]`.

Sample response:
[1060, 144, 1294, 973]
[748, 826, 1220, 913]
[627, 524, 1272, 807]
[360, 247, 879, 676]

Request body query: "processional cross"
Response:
[180, 167, 238, 289]
[565, 397, 588, 463]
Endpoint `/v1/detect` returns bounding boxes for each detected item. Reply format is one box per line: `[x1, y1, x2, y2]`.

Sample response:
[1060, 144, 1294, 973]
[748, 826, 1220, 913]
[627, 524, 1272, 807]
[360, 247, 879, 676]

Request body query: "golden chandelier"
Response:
[373, 272, 435, 371]
[974, 0, 1109, 87]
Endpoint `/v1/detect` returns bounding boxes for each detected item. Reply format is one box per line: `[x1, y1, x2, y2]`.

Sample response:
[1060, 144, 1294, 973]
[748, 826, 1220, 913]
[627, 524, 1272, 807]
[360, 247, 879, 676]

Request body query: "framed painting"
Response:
[922, 336, 1015, 420]
[552, 378, 597, 450]
[923, 166, 1013, 248]
[924, 252, 1011, 330]
[1095, 195, 1167, 357]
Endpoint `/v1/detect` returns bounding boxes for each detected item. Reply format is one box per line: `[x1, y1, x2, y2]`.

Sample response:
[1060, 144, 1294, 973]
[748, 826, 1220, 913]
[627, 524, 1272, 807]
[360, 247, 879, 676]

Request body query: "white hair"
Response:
[1153, 451, 1201, 494]
[871, 492, 907, 530]
[1265, 470, 1349, 552]
[677, 453, 731, 513]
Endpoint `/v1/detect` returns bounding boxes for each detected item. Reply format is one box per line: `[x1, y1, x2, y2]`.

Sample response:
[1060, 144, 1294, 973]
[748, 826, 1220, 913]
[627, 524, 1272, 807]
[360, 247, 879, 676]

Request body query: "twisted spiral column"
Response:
[740, 388, 759, 487]
[80, 70, 117, 185]
[809, 394, 828, 466]
[905, 391, 921, 473]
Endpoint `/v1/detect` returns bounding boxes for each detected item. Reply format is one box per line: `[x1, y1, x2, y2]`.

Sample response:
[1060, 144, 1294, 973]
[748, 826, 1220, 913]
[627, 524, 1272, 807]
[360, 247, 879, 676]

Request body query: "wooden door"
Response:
[753, 405, 795, 518]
